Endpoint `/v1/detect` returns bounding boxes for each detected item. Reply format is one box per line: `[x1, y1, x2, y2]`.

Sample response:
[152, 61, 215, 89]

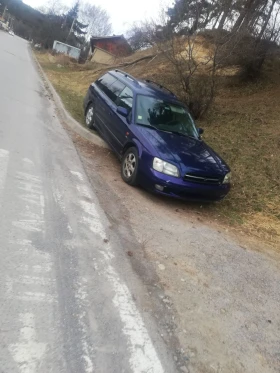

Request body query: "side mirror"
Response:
[198, 128, 204, 135]
[117, 106, 128, 117]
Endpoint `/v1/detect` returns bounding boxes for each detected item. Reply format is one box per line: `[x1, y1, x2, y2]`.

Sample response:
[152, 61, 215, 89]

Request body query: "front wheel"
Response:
[85, 103, 95, 129]
[121, 147, 139, 186]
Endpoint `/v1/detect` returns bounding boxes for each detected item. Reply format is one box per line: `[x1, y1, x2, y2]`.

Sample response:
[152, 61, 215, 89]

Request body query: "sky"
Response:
[23, 0, 172, 35]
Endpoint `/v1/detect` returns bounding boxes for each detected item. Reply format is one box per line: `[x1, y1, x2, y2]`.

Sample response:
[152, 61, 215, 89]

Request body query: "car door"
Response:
[93, 73, 117, 142]
[100, 79, 126, 152]
[109, 86, 134, 154]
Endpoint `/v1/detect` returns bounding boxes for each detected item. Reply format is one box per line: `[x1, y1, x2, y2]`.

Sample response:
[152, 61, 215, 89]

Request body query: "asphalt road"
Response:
[0, 32, 177, 373]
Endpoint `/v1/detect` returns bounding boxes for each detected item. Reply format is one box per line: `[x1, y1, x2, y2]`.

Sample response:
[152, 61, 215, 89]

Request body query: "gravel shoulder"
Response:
[68, 130, 280, 373]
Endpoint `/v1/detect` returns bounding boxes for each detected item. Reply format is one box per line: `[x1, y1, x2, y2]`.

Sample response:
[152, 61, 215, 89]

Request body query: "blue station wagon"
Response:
[83, 70, 231, 201]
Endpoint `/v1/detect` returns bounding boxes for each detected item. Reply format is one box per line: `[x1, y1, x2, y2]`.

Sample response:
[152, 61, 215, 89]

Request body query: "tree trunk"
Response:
[217, 1, 232, 30]
[270, 7, 280, 40]
[191, 3, 201, 33]
[247, 0, 267, 31]
[232, 0, 256, 32]
[203, 9, 211, 28]
[212, 13, 222, 29]
[258, 0, 276, 39]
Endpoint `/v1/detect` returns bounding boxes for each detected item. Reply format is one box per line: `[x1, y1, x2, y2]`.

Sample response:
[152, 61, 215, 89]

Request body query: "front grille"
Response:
[183, 173, 222, 185]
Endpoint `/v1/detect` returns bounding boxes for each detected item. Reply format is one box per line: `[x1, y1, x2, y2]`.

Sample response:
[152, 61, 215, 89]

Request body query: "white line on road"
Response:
[18, 180, 42, 193]
[105, 261, 165, 373]
[76, 182, 165, 373]
[80, 200, 106, 238]
[75, 277, 94, 373]
[8, 313, 46, 373]
[71, 170, 84, 181]
[22, 157, 34, 165]
[17, 171, 41, 184]
[40, 195, 45, 216]
[20, 195, 41, 205]
[5, 161, 53, 370]
[14, 292, 55, 303]
[52, 182, 66, 213]
[77, 184, 92, 199]
[17, 263, 52, 273]
[12, 219, 44, 232]
[0, 148, 9, 193]
[10, 275, 53, 286]
[6, 277, 55, 303]
[13, 169, 45, 233]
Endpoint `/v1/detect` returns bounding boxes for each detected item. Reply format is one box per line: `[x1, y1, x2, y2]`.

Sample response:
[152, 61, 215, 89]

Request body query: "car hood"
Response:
[134, 126, 230, 176]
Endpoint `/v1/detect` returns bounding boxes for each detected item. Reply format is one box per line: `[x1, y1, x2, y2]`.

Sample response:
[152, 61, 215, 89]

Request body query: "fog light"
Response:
[155, 184, 164, 191]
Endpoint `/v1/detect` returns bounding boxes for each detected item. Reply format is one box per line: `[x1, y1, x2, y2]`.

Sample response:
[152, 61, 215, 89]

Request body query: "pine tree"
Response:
[64, 1, 87, 45]
[167, 0, 217, 34]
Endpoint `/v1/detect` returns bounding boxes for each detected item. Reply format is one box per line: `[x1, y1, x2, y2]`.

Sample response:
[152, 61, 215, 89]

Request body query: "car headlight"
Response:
[153, 157, 180, 177]
[223, 172, 232, 184]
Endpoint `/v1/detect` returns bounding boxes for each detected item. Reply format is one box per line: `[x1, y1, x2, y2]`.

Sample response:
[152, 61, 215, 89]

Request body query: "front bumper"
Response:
[140, 168, 231, 202]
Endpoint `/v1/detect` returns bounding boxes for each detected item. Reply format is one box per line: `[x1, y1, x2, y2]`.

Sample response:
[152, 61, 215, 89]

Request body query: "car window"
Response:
[95, 73, 117, 99]
[115, 86, 133, 112]
[136, 95, 198, 138]
[108, 80, 126, 102]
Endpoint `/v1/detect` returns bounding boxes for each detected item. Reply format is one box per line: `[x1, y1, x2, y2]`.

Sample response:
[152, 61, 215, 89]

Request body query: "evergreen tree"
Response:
[167, 0, 217, 34]
[64, 1, 87, 45]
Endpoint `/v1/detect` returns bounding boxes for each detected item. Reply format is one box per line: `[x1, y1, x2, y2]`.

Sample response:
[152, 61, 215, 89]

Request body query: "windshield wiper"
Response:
[136, 122, 172, 133]
[168, 131, 197, 139]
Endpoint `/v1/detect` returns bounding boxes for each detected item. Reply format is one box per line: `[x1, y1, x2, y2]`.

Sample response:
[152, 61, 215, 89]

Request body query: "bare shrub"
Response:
[212, 31, 279, 81]
[148, 26, 218, 119]
[183, 74, 216, 119]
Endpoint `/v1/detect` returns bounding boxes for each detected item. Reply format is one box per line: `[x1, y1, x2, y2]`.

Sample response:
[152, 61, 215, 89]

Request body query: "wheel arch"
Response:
[85, 100, 93, 115]
[122, 139, 143, 159]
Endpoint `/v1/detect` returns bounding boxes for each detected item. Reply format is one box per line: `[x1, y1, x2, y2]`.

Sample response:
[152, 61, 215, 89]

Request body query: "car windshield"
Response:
[136, 95, 198, 138]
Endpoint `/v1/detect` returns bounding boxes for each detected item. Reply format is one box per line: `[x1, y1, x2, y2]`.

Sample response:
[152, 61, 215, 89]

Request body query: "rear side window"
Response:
[95, 73, 117, 98]
[116, 86, 133, 111]
[96, 74, 127, 103]
[96, 74, 134, 114]
[108, 80, 126, 102]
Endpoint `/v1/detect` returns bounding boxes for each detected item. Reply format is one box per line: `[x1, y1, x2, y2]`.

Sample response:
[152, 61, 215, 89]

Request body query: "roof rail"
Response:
[145, 79, 176, 98]
[114, 69, 140, 85]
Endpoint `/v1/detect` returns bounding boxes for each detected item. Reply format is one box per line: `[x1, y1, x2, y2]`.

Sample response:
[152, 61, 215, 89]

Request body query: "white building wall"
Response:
[91, 48, 115, 65]
[53, 40, 81, 60]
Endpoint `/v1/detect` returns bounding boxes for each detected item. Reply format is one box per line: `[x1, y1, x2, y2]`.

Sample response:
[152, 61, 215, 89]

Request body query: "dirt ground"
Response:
[59, 122, 280, 373]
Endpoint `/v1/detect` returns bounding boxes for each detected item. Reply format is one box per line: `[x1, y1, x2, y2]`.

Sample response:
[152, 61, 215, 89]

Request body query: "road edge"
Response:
[33, 52, 108, 149]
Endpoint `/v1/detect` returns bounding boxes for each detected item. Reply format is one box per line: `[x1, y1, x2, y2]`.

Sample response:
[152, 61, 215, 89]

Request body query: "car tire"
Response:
[121, 147, 139, 186]
[85, 103, 95, 129]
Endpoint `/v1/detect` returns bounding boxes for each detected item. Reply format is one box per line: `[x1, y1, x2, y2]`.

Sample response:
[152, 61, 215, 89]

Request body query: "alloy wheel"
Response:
[123, 153, 136, 178]
[86, 107, 94, 126]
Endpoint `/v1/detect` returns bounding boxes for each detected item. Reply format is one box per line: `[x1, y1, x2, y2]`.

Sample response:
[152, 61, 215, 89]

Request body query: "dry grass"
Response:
[35, 50, 280, 247]
[36, 51, 79, 72]
[201, 75, 280, 243]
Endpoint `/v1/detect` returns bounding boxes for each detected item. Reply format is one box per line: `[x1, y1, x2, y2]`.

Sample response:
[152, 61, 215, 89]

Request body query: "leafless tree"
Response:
[37, 0, 68, 16]
[126, 23, 154, 51]
[137, 16, 223, 119]
[79, 2, 112, 39]
[126, 0, 280, 114]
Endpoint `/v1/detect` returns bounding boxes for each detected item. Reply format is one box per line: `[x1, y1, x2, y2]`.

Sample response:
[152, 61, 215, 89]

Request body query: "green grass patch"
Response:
[52, 83, 84, 124]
